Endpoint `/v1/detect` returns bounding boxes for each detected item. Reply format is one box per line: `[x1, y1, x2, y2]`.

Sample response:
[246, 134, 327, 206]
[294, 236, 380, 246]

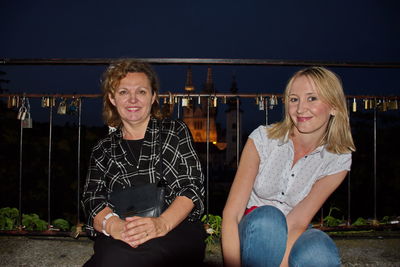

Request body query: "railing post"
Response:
[47, 101, 53, 228]
[76, 98, 82, 225]
[18, 113, 24, 228]
[206, 96, 210, 216]
[373, 98, 377, 222]
[236, 97, 240, 167]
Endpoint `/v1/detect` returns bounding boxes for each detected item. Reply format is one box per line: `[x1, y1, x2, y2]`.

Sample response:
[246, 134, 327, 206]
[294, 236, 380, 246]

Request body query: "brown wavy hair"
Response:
[268, 66, 355, 154]
[101, 59, 162, 127]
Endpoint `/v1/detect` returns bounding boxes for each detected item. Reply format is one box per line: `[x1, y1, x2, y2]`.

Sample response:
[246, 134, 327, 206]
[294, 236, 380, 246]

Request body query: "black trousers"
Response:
[84, 220, 206, 267]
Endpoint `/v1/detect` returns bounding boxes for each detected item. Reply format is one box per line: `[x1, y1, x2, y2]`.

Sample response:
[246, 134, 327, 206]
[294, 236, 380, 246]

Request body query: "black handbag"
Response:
[109, 121, 167, 219]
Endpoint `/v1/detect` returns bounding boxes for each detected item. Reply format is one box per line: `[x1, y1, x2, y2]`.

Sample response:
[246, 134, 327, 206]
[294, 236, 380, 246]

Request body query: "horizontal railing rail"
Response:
[2, 57, 400, 68]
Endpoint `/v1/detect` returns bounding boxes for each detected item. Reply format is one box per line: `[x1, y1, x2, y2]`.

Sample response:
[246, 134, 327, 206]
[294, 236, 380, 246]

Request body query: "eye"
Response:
[289, 97, 298, 103]
[139, 89, 147, 95]
[117, 89, 127, 95]
[307, 96, 318, 102]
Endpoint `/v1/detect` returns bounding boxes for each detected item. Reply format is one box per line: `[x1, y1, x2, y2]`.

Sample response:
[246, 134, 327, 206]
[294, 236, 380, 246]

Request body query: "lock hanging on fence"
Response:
[67, 98, 79, 115]
[17, 106, 27, 120]
[22, 112, 33, 128]
[57, 98, 67, 114]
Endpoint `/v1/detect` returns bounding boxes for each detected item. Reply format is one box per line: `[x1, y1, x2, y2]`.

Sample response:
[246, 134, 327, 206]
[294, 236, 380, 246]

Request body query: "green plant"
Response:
[201, 214, 222, 246]
[52, 218, 70, 231]
[0, 207, 19, 230]
[352, 217, 368, 226]
[323, 206, 344, 227]
[22, 213, 48, 231]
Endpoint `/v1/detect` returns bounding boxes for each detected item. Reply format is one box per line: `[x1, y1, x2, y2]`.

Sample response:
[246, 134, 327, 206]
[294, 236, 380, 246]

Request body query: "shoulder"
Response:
[320, 149, 352, 175]
[161, 118, 189, 133]
[249, 125, 273, 144]
[323, 149, 352, 162]
[92, 129, 120, 154]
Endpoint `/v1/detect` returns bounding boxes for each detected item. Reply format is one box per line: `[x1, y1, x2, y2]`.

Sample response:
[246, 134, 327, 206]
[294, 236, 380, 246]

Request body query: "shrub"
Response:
[52, 218, 70, 231]
[22, 213, 48, 231]
[0, 207, 19, 230]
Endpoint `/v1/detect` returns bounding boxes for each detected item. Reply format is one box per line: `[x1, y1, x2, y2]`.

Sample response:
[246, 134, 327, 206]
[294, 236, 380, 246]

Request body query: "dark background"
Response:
[1, 0, 399, 225]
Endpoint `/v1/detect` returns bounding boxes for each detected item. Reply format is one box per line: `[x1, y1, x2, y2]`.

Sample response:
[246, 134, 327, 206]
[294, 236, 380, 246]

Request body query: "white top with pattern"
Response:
[247, 125, 352, 216]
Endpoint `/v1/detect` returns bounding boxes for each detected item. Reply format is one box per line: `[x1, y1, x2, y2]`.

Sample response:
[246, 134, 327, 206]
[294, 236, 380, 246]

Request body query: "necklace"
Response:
[124, 139, 141, 169]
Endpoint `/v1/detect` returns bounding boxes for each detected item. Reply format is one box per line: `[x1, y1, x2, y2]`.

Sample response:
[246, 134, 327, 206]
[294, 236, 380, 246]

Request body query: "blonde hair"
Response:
[101, 59, 162, 127]
[268, 66, 355, 154]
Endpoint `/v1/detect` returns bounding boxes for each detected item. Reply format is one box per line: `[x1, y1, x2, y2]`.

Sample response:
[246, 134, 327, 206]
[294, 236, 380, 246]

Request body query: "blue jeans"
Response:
[238, 205, 340, 267]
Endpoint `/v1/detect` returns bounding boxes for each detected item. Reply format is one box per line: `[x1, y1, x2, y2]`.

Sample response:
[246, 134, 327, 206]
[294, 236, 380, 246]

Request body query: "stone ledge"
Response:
[1, 235, 399, 266]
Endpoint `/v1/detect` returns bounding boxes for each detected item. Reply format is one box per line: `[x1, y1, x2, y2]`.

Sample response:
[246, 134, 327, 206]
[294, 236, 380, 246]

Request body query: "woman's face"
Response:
[288, 75, 334, 139]
[109, 72, 155, 127]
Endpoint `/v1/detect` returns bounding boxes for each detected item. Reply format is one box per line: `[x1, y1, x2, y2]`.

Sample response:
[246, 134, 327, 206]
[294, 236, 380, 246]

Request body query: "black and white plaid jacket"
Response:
[81, 117, 205, 236]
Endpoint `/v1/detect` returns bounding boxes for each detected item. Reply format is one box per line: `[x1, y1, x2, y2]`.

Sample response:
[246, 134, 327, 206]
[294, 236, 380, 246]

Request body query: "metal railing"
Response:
[1, 58, 399, 234]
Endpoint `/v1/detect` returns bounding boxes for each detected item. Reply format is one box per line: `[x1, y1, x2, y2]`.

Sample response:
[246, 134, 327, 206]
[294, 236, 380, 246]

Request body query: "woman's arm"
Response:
[81, 144, 113, 236]
[170, 120, 205, 219]
[121, 196, 194, 247]
[280, 170, 348, 267]
[222, 139, 260, 267]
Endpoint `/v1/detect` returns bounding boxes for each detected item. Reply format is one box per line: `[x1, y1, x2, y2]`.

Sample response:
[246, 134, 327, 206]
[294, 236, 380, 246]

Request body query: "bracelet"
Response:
[102, 212, 119, 236]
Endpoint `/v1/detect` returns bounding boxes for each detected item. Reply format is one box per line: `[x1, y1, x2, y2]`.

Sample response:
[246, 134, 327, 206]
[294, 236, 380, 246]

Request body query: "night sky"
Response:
[1, 0, 400, 128]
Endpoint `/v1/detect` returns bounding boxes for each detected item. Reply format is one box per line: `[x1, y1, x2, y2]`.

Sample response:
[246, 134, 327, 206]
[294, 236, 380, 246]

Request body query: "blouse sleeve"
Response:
[317, 152, 352, 180]
[172, 120, 205, 221]
[248, 125, 269, 160]
[81, 141, 110, 236]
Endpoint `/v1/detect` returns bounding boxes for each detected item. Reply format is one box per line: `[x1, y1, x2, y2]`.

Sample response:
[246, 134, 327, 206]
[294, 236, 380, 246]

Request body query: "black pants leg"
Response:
[84, 220, 206, 267]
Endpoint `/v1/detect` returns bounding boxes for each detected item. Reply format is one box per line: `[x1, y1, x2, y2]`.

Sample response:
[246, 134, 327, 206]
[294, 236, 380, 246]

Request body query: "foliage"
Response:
[0, 207, 19, 230]
[323, 206, 345, 227]
[52, 218, 70, 231]
[202, 214, 222, 246]
[352, 217, 368, 226]
[22, 213, 48, 231]
[381, 216, 390, 224]
[0, 207, 78, 232]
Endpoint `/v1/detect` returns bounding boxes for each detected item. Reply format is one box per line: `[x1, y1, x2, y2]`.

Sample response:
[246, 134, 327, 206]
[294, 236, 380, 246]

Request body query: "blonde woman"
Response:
[222, 67, 355, 267]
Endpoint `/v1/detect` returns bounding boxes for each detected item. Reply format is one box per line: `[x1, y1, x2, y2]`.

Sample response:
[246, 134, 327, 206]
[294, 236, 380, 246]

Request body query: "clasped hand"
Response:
[110, 216, 169, 248]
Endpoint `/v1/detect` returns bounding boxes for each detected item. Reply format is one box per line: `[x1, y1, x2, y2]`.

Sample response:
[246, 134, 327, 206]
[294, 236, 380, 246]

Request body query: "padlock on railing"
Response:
[7, 96, 13, 109]
[57, 98, 67, 114]
[258, 97, 265, 110]
[181, 97, 189, 107]
[22, 112, 33, 128]
[13, 96, 20, 108]
[352, 98, 357, 112]
[17, 106, 27, 120]
[67, 98, 79, 115]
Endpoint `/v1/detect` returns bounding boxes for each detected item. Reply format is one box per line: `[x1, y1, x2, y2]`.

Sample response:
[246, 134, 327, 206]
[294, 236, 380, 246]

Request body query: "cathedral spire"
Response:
[227, 73, 240, 111]
[184, 66, 195, 92]
[203, 66, 215, 93]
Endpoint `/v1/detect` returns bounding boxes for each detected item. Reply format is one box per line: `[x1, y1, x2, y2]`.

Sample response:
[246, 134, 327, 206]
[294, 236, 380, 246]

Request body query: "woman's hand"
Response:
[121, 216, 170, 247]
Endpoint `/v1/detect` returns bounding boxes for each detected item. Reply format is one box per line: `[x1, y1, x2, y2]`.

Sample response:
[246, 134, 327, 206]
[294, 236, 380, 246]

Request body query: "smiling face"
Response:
[288, 75, 335, 139]
[109, 72, 155, 127]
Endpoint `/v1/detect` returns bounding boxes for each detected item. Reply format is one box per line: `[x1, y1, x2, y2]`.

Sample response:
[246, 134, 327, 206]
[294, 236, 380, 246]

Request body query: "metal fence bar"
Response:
[1, 93, 398, 100]
[47, 104, 53, 227]
[18, 117, 24, 228]
[373, 98, 378, 222]
[76, 99, 82, 225]
[236, 97, 240, 167]
[2, 58, 400, 68]
[206, 97, 210, 216]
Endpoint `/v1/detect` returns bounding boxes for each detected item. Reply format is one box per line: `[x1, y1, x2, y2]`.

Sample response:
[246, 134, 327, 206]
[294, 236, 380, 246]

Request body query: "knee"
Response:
[290, 229, 340, 267]
[239, 205, 287, 234]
